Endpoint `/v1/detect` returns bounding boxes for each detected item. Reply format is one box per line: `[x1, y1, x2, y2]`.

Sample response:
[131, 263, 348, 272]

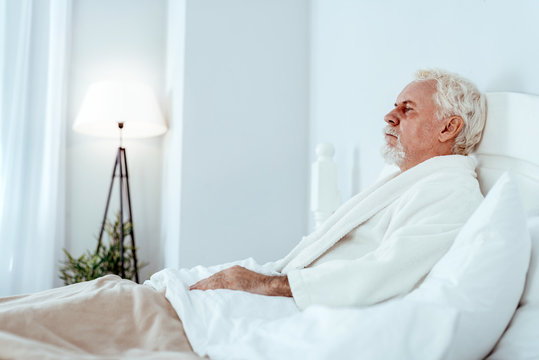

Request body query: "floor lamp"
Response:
[73, 81, 167, 282]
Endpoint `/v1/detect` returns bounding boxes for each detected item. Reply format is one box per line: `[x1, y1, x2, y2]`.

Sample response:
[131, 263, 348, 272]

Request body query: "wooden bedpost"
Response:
[311, 143, 341, 228]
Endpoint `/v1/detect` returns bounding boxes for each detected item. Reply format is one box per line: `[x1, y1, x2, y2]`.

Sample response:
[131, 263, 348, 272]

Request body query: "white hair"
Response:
[415, 69, 487, 155]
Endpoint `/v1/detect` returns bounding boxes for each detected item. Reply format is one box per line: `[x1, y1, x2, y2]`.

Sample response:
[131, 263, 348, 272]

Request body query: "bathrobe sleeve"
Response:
[287, 180, 483, 309]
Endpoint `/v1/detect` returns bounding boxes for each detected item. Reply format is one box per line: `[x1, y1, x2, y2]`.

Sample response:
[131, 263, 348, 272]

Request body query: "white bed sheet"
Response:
[146, 258, 457, 360]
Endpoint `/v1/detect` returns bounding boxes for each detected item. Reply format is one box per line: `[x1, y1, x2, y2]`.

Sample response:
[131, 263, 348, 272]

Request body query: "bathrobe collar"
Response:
[278, 155, 477, 273]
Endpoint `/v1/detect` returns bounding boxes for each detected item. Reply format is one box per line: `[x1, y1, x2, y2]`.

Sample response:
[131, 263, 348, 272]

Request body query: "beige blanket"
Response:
[0, 275, 204, 360]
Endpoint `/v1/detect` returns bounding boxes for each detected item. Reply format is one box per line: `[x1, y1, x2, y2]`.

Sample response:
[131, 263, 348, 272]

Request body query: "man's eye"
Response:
[404, 107, 413, 113]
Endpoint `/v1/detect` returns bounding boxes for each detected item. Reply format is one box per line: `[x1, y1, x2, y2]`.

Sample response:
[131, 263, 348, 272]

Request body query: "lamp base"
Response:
[96, 147, 139, 283]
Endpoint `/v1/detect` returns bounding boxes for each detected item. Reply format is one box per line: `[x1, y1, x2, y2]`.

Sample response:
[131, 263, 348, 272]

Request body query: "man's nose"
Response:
[384, 109, 399, 126]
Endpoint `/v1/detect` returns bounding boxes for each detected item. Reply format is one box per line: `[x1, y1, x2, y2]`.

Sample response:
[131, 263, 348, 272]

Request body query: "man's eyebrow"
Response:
[394, 100, 417, 107]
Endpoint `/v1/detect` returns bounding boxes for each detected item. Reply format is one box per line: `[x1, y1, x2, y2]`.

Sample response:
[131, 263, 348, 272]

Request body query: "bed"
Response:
[0, 92, 538, 360]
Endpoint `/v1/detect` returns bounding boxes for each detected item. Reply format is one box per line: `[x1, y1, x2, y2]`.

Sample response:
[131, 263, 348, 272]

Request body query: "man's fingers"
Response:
[189, 266, 245, 292]
[189, 280, 208, 291]
[190, 275, 221, 291]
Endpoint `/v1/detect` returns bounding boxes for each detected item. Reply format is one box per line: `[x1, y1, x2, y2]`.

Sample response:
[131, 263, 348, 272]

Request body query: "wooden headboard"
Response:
[474, 92, 539, 213]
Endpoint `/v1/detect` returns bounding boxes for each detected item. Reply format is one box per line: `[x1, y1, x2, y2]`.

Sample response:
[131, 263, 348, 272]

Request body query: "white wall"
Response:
[66, 0, 167, 282]
[177, 0, 310, 267]
[310, 0, 539, 201]
[66, 0, 310, 278]
[64, 0, 539, 281]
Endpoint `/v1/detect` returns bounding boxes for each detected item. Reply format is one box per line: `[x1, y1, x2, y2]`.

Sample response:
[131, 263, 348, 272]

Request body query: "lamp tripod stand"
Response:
[96, 122, 139, 283]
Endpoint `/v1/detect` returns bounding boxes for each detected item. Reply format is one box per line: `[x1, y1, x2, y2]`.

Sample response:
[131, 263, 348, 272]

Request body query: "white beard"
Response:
[382, 134, 405, 167]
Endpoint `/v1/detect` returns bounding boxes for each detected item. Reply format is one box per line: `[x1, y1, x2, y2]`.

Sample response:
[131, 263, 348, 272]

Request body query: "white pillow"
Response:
[405, 172, 531, 360]
[487, 216, 539, 360]
[520, 216, 539, 306]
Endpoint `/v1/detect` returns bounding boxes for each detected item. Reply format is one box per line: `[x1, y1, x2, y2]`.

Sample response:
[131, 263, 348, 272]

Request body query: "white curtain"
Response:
[0, 0, 71, 296]
[160, 0, 186, 269]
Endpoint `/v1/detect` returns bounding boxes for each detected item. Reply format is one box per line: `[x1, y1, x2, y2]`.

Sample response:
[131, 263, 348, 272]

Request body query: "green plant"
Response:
[59, 212, 147, 285]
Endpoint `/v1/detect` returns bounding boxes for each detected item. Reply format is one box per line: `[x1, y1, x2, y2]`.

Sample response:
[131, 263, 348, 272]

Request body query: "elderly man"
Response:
[191, 69, 487, 309]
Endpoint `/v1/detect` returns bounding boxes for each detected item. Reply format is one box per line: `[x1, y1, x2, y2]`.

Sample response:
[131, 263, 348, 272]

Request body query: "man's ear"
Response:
[439, 116, 464, 143]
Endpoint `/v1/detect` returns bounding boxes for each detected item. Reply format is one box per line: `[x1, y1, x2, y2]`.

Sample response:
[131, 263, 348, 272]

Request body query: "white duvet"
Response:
[146, 258, 457, 360]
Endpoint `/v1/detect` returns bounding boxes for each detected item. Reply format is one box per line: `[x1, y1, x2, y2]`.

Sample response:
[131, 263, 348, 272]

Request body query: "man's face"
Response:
[382, 80, 443, 171]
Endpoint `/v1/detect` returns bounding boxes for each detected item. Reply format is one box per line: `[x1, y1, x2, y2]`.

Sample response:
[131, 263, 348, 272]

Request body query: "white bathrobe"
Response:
[273, 155, 484, 309]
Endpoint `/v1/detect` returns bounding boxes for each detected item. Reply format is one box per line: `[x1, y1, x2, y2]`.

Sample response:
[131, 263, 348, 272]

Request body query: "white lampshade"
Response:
[73, 81, 167, 138]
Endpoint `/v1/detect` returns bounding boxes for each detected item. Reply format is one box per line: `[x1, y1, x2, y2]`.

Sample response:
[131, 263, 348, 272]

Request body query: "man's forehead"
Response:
[396, 80, 436, 105]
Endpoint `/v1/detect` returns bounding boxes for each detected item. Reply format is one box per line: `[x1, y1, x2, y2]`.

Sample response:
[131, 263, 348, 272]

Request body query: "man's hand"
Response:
[189, 265, 292, 297]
